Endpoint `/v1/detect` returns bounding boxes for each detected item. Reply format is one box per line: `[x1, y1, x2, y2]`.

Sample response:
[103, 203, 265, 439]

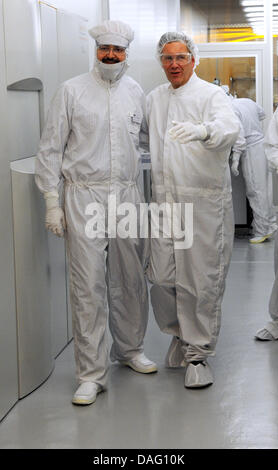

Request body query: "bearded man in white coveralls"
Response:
[35, 20, 157, 406]
[147, 32, 240, 388]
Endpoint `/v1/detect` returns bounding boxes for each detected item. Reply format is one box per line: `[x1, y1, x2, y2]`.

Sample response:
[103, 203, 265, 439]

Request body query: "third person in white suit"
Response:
[255, 108, 278, 340]
[147, 32, 240, 388]
[229, 97, 277, 244]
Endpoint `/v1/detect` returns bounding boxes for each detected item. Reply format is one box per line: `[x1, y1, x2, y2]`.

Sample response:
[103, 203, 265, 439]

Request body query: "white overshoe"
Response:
[184, 361, 213, 389]
[165, 336, 188, 368]
[72, 382, 101, 405]
[122, 353, 158, 374]
[255, 328, 275, 341]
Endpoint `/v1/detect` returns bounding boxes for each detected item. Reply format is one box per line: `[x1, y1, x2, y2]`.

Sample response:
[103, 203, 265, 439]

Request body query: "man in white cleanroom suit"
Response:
[255, 108, 278, 341]
[35, 20, 157, 406]
[229, 97, 277, 243]
[147, 32, 240, 388]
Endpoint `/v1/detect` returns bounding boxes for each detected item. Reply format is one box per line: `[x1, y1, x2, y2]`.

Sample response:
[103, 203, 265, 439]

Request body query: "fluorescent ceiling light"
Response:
[240, 0, 264, 5]
[245, 12, 264, 17]
[243, 6, 264, 12]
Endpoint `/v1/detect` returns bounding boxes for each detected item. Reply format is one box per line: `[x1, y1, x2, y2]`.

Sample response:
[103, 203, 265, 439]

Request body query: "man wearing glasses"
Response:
[35, 20, 156, 406]
[147, 32, 239, 388]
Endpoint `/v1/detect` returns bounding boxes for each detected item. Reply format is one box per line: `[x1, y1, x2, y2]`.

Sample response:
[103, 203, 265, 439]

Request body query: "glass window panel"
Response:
[197, 57, 256, 100]
[180, 0, 265, 43]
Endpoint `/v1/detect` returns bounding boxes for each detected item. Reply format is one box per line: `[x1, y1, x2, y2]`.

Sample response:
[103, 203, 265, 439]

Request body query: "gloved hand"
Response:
[44, 190, 66, 238]
[231, 152, 241, 176]
[169, 120, 208, 144]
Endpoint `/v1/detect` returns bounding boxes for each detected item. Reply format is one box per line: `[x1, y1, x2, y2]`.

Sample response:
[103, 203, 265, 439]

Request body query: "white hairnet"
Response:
[89, 20, 134, 48]
[157, 31, 200, 68]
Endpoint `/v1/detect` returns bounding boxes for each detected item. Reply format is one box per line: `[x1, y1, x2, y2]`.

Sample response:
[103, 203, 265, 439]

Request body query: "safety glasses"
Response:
[160, 53, 192, 65]
[97, 45, 126, 57]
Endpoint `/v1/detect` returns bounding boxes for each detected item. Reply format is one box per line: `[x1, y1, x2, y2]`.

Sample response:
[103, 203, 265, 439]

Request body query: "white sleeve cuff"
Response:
[44, 190, 59, 200]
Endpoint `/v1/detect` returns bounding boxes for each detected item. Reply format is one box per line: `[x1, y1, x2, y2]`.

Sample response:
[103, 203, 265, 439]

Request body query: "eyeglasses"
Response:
[160, 53, 192, 65]
[97, 45, 126, 56]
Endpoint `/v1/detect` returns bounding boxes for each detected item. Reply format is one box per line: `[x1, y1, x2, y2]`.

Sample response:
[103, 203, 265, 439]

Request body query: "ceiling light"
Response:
[243, 6, 264, 12]
[240, 0, 264, 6]
[245, 12, 264, 17]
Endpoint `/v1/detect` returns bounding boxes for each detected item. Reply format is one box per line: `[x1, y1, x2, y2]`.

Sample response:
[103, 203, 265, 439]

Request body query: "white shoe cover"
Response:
[255, 328, 275, 341]
[165, 336, 188, 368]
[184, 362, 213, 389]
[122, 353, 158, 374]
[72, 382, 101, 405]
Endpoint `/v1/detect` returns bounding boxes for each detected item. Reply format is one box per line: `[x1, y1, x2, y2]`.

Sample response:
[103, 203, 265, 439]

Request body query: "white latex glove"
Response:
[44, 190, 66, 238]
[169, 120, 208, 144]
[231, 152, 241, 176]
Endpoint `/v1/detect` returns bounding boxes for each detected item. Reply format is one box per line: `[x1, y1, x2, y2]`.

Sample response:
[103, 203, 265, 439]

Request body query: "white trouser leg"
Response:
[108, 235, 149, 362]
[241, 144, 277, 236]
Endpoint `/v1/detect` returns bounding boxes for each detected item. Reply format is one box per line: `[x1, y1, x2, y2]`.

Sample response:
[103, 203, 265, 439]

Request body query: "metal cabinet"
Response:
[10, 157, 54, 398]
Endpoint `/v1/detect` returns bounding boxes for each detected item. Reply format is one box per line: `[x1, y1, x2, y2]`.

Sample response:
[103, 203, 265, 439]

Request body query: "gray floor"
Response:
[1, 237, 278, 449]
